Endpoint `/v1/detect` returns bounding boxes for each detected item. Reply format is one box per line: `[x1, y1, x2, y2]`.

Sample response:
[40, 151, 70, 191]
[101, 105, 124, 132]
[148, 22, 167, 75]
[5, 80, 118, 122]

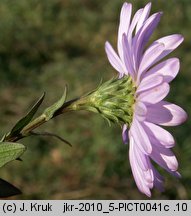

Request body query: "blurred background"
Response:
[0, 0, 190, 199]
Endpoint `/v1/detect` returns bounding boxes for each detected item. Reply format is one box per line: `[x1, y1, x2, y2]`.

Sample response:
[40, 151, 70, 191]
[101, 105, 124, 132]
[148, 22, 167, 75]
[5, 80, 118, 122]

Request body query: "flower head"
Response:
[104, 2, 187, 196]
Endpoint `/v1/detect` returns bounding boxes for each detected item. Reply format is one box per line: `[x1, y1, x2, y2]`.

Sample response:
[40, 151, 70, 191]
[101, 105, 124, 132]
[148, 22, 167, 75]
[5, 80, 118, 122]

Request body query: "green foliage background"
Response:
[0, 0, 190, 199]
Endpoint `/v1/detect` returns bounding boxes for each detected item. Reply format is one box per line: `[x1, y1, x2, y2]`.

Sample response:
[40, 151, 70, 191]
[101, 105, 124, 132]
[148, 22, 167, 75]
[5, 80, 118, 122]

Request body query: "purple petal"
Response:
[135, 2, 151, 33]
[152, 166, 164, 192]
[137, 75, 163, 94]
[105, 41, 126, 76]
[134, 146, 149, 171]
[122, 34, 136, 79]
[137, 42, 164, 82]
[129, 137, 152, 197]
[126, 8, 144, 71]
[138, 35, 183, 78]
[143, 58, 180, 83]
[146, 101, 188, 126]
[122, 124, 129, 144]
[127, 8, 144, 43]
[151, 144, 178, 171]
[130, 118, 152, 154]
[133, 12, 162, 68]
[143, 121, 175, 148]
[134, 101, 147, 121]
[138, 82, 170, 104]
[155, 34, 184, 62]
[129, 135, 167, 195]
[118, 3, 132, 59]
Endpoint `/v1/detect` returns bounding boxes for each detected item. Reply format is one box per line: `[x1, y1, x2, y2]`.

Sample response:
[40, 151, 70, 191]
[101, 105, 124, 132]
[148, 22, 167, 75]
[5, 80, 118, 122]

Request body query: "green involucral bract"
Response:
[69, 76, 136, 126]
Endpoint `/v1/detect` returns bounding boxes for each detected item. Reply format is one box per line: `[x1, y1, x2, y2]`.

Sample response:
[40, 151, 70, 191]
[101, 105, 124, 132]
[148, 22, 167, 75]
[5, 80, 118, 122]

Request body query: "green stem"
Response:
[4, 98, 81, 143]
[4, 114, 47, 142]
[21, 114, 46, 136]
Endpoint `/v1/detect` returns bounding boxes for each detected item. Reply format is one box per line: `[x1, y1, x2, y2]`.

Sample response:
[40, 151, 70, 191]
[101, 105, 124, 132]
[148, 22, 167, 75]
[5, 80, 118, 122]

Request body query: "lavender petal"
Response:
[138, 82, 170, 104]
[105, 41, 126, 75]
[146, 101, 188, 126]
[143, 58, 180, 83]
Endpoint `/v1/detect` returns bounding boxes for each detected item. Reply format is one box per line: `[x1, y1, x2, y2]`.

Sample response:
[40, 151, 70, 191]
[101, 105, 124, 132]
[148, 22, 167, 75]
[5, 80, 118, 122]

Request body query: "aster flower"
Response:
[104, 2, 187, 196]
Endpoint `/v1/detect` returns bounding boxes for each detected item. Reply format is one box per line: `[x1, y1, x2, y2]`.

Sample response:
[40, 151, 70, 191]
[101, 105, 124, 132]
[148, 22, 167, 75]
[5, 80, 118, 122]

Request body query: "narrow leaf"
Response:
[0, 178, 21, 198]
[10, 93, 45, 136]
[0, 142, 26, 168]
[44, 86, 67, 121]
[30, 131, 72, 146]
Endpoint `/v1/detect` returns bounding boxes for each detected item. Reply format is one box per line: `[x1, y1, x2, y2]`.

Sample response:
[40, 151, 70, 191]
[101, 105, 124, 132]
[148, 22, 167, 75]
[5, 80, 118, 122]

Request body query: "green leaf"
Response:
[43, 86, 67, 121]
[0, 142, 26, 168]
[0, 178, 21, 198]
[10, 93, 45, 137]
